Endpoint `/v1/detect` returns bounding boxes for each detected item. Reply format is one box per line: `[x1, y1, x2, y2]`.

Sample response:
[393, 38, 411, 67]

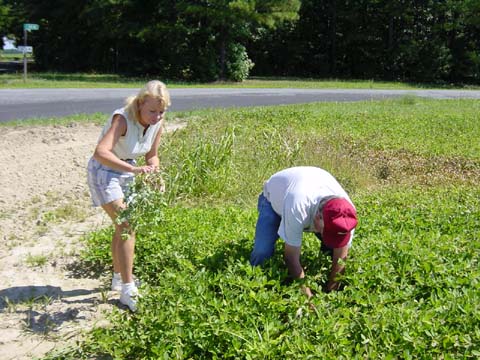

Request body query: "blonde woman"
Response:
[87, 80, 171, 311]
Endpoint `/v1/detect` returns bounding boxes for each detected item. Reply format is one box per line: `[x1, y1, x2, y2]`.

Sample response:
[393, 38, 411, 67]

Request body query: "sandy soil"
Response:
[0, 121, 183, 359]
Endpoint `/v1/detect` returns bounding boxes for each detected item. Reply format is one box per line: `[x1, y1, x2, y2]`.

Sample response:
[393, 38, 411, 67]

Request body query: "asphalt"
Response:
[1, 88, 479, 122]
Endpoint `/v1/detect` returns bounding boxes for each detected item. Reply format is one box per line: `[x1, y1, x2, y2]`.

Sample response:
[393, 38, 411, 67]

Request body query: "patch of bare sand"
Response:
[0, 121, 183, 359]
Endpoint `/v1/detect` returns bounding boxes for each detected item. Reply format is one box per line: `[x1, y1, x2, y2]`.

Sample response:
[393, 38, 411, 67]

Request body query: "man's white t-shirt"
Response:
[262, 166, 355, 247]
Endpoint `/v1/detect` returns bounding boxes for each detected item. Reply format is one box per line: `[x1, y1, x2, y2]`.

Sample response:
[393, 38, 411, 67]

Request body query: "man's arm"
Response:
[326, 245, 349, 292]
[284, 244, 313, 298]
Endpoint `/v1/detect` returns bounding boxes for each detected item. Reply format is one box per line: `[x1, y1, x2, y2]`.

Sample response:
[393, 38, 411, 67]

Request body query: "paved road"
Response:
[1, 88, 479, 122]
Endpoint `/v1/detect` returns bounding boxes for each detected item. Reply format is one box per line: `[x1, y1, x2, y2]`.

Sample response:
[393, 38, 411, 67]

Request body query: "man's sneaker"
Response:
[111, 274, 141, 292]
[119, 287, 139, 312]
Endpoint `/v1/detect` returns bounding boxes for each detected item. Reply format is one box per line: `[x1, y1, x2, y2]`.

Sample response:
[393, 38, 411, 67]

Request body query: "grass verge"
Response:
[1, 72, 479, 89]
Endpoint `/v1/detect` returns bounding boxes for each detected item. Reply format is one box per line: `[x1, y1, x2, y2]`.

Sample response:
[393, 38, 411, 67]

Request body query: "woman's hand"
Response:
[132, 165, 157, 174]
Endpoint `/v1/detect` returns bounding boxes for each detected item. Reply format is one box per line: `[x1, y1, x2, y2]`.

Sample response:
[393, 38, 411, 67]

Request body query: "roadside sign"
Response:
[22, 24, 39, 82]
[18, 46, 33, 53]
[23, 23, 39, 31]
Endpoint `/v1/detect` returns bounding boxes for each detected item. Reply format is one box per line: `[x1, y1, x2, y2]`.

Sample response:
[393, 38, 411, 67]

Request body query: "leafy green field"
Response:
[1, 72, 478, 89]
[47, 97, 479, 359]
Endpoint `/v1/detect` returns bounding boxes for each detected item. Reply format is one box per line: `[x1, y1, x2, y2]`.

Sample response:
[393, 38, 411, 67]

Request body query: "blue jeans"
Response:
[249, 194, 334, 266]
[250, 194, 281, 266]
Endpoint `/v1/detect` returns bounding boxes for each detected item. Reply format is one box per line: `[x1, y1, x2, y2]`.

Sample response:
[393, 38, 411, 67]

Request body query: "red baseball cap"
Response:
[322, 198, 358, 248]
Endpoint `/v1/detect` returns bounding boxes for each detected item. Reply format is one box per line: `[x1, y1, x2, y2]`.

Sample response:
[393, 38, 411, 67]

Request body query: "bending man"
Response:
[250, 166, 358, 296]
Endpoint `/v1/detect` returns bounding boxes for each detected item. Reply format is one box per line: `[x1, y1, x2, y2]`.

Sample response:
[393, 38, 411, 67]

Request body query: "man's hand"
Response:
[325, 280, 340, 293]
[284, 244, 304, 279]
[324, 245, 349, 292]
[284, 244, 315, 300]
[301, 285, 313, 299]
[296, 285, 316, 317]
[325, 268, 343, 293]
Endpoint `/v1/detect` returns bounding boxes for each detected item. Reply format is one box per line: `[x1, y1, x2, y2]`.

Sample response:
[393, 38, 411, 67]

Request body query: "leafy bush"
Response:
[226, 43, 255, 82]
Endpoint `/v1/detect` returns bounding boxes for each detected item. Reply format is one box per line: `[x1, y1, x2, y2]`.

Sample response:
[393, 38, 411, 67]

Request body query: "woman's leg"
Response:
[102, 199, 135, 284]
[111, 227, 122, 274]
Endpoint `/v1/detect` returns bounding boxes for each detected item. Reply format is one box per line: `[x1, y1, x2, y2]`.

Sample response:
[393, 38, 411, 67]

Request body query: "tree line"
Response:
[1, 0, 479, 83]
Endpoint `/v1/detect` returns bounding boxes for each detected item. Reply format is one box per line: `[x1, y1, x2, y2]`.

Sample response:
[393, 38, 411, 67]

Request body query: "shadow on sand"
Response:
[0, 285, 115, 334]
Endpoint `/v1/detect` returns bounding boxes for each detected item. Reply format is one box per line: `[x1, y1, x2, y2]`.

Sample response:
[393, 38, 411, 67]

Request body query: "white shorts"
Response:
[87, 157, 135, 207]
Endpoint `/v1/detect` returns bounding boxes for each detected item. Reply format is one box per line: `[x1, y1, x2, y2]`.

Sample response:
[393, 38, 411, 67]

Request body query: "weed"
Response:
[398, 94, 418, 105]
[3, 296, 17, 312]
[43, 204, 88, 223]
[25, 253, 48, 267]
[12, 293, 56, 335]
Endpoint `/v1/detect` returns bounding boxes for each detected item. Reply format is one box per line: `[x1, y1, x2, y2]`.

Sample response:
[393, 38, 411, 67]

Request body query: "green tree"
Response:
[0, 1, 13, 32]
[11, 0, 300, 81]
[250, 0, 480, 84]
[179, 0, 300, 80]
[6, 0, 479, 83]
[0, 0, 27, 47]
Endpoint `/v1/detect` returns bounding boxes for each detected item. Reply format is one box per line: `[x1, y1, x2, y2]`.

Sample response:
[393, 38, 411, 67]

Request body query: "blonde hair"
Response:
[125, 80, 171, 123]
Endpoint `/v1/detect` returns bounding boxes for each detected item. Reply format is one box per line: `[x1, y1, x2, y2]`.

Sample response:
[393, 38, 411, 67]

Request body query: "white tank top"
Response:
[98, 108, 162, 160]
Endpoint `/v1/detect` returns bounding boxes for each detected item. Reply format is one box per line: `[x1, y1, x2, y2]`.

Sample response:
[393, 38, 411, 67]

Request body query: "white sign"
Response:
[18, 46, 33, 53]
[2, 36, 16, 50]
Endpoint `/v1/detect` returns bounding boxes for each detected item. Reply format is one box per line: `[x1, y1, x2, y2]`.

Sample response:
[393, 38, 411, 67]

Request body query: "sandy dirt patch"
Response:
[0, 121, 183, 359]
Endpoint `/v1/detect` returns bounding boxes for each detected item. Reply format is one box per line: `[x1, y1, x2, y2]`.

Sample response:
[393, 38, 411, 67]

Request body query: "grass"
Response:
[40, 96, 480, 359]
[28, 191, 89, 225]
[41, 204, 89, 223]
[0, 112, 107, 128]
[25, 253, 48, 267]
[1, 72, 479, 89]
[0, 50, 33, 61]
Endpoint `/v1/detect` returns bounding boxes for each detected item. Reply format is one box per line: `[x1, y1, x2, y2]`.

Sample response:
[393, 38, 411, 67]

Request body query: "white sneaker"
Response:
[111, 273, 122, 292]
[119, 287, 139, 312]
[111, 274, 141, 292]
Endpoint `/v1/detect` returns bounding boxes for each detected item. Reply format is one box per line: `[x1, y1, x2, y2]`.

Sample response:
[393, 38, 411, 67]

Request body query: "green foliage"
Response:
[118, 172, 168, 236]
[160, 126, 236, 203]
[226, 43, 254, 82]
[0, 0, 17, 36]
[5, 0, 299, 81]
[308, 98, 480, 159]
[250, 0, 480, 83]
[180, 0, 300, 80]
[50, 188, 480, 359]
[46, 99, 480, 359]
[4, 0, 480, 83]
[79, 227, 113, 274]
